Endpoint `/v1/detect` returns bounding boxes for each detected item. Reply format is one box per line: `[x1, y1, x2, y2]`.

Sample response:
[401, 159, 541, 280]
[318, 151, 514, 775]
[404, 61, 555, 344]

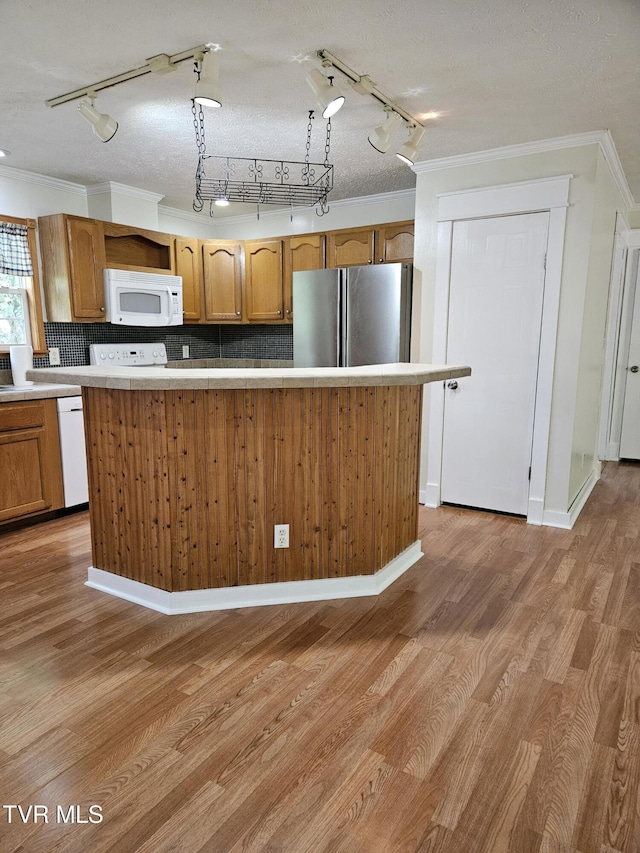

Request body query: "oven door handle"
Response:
[165, 287, 174, 323]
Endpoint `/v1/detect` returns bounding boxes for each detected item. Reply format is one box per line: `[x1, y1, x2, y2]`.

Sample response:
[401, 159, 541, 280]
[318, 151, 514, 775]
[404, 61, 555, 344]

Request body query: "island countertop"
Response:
[26, 362, 471, 390]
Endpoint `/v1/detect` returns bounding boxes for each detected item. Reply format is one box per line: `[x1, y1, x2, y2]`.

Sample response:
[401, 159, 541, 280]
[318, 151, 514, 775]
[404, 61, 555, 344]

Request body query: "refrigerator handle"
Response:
[339, 272, 348, 367]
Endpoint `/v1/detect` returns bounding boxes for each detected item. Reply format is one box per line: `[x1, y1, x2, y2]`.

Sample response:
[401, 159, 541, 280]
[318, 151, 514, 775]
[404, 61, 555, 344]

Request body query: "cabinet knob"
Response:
[236, 311, 241, 315]
[367, 259, 373, 264]
[286, 309, 291, 315]
[100, 306, 105, 312]
[277, 310, 281, 314]
[378, 258, 384, 263]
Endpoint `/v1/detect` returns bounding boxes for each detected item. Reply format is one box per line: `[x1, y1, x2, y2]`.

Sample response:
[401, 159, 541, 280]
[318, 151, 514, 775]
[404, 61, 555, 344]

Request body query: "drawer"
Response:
[0, 400, 46, 431]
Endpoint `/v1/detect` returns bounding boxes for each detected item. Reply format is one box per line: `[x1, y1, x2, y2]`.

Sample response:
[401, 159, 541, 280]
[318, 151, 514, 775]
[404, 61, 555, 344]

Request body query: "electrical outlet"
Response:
[182, 345, 190, 359]
[274, 524, 289, 549]
[49, 347, 61, 366]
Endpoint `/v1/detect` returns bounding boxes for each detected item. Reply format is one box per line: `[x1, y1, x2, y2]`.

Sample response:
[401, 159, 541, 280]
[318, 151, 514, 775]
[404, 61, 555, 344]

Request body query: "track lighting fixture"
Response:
[396, 125, 426, 165]
[193, 50, 222, 109]
[77, 95, 118, 143]
[368, 108, 403, 154]
[306, 68, 344, 119]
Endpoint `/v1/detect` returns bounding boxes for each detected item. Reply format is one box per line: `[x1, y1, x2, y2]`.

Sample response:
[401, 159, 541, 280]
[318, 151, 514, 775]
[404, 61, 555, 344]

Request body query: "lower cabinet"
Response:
[0, 399, 64, 524]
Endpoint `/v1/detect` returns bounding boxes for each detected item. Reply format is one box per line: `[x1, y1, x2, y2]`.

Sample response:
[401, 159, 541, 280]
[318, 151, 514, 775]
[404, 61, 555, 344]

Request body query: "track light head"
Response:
[368, 109, 403, 154]
[306, 68, 344, 119]
[193, 50, 222, 108]
[396, 125, 426, 165]
[77, 97, 118, 143]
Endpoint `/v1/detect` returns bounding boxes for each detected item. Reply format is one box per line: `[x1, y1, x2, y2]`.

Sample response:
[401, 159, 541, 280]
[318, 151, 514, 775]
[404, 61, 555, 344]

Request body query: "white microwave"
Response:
[104, 269, 183, 326]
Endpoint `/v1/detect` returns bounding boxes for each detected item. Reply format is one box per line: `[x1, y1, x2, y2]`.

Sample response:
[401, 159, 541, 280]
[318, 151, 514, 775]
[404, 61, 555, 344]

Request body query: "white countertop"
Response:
[0, 382, 82, 403]
[26, 363, 471, 390]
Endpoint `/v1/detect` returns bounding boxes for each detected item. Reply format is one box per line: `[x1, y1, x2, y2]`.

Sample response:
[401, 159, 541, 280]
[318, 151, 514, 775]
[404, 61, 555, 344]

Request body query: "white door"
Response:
[441, 212, 549, 515]
[619, 266, 640, 458]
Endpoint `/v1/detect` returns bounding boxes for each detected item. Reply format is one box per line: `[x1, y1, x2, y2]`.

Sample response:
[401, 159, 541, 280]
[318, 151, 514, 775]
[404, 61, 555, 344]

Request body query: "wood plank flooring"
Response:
[0, 461, 639, 852]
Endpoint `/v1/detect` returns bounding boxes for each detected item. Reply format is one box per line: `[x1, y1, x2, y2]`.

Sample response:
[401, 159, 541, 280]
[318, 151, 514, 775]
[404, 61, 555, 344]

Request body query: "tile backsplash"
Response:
[0, 322, 293, 371]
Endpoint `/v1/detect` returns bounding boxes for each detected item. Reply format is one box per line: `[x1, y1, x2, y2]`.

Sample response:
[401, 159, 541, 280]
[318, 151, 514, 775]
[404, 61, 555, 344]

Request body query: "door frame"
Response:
[425, 175, 571, 525]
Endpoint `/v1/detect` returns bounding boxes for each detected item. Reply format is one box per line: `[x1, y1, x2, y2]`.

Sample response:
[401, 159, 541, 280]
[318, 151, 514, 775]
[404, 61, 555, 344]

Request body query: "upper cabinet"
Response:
[283, 234, 325, 322]
[202, 240, 243, 322]
[175, 237, 202, 323]
[375, 221, 414, 264]
[39, 214, 107, 322]
[244, 239, 284, 322]
[326, 222, 414, 268]
[102, 222, 175, 274]
[326, 227, 376, 268]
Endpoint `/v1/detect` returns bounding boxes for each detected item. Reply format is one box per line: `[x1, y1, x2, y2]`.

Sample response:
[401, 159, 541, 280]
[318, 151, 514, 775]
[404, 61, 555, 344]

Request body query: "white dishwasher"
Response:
[56, 396, 89, 507]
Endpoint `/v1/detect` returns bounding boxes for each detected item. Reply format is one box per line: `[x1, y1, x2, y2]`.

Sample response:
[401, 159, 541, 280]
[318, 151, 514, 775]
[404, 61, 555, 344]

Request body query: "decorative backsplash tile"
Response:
[0, 322, 293, 371]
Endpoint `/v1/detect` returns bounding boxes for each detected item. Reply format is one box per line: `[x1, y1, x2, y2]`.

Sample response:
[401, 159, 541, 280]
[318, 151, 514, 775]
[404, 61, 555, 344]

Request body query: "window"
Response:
[0, 216, 45, 354]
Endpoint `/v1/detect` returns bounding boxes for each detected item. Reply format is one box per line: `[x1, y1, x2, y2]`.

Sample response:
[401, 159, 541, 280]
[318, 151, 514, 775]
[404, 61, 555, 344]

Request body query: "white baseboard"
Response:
[422, 482, 441, 508]
[526, 497, 544, 526]
[604, 441, 620, 461]
[86, 541, 424, 615]
[541, 464, 601, 529]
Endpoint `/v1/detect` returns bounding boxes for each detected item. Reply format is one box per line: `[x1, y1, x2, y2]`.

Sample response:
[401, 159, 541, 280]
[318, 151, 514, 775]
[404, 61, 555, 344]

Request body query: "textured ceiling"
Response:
[1, 0, 639, 218]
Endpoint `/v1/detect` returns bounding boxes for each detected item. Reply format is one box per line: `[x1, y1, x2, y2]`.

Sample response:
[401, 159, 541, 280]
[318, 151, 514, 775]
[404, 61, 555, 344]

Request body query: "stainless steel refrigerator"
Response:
[293, 263, 412, 367]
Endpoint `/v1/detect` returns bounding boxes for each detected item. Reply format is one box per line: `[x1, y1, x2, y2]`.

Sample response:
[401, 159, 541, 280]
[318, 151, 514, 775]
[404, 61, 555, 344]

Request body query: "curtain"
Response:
[0, 223, 33, 276]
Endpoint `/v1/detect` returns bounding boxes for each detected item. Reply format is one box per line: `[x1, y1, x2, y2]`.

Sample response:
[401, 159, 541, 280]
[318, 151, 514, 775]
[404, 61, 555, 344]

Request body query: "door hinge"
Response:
[528, 466, 532, 481]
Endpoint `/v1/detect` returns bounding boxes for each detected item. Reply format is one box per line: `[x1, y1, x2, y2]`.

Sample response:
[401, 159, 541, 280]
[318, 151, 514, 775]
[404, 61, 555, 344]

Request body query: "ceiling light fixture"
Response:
[0, 149, 10, 158]
[368, 107, 404, 154]
[313, 49, 432, 166]
[306, 68, 344, 119]
[396, 125, 426, 165]
[193, 50, 222, 108]
[77, 94, 118, 143]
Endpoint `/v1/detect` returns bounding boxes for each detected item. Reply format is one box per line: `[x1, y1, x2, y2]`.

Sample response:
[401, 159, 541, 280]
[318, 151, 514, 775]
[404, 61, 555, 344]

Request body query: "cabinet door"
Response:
[375, 222, 414, 264]
[66, 216, 107, 319]
[175, 237, 202, 322]
[283, 234, 325, 322]
[244, 240, 284, 322]
[326, 228, 375, 268]
[202, 241, 243, 322]
[0, 399, 63, 523]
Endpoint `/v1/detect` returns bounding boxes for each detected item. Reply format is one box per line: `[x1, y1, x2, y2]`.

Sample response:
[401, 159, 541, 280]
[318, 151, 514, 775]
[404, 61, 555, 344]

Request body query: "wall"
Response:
[413, 141, 626, 517]
[629, 209, 640, 229]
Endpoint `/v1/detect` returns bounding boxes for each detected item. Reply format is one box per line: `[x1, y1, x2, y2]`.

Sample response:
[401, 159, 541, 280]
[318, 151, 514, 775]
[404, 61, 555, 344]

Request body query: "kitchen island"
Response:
[28, 363, 470, 613]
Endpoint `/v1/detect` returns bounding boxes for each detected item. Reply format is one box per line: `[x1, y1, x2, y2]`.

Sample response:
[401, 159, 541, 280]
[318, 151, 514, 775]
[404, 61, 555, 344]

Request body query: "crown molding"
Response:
[86, 181, 164, 203]
[413, 130, 635, 210]
[0, 164, 86, 195]
[157, 204, 218, 225]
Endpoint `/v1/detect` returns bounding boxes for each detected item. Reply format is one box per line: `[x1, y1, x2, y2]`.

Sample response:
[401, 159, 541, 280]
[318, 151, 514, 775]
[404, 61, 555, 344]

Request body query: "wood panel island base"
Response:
[28, 363, 471, 613]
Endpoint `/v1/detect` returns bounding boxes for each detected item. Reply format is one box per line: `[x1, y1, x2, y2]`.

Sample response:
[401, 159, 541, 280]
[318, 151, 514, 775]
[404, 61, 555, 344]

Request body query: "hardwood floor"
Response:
[0, 462, 639, 852]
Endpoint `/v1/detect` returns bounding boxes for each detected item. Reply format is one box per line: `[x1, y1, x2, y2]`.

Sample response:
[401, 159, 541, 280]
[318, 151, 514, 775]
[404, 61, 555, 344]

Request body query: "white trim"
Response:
[541, 464, 601, 529]
[414, 130, 634, 211]
[86, 181, 164, 203]
[626, 230, 640, 249]
[598, 230, 628, 460]
[158, 204, 219, 226]
[85, 541, 423, 614]
[437, 175, 571, 221]
[0, 164, 86, 195]
[426, 175, 570, 526]
[422, 483, 441, 508]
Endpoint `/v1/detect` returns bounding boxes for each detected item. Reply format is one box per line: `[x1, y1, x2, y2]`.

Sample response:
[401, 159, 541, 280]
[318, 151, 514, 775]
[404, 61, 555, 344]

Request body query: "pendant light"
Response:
[306, 68, 344, 119]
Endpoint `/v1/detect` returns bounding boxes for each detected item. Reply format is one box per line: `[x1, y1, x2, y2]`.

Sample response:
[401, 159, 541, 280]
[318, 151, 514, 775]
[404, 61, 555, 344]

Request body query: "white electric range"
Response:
[89, 342, 168, 367]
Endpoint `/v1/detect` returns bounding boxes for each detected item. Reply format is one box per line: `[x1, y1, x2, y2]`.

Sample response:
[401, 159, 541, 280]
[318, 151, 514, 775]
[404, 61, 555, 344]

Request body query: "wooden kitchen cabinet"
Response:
[375, 221, 414, 263]
[175, 237, 203, 322]
[0, 399, 64, 524]
[326, 226, 376, 268]
[325, 222, 414, 268]
[39, 214, 107, 321]
[244, 239, 284, 322]
[202, 240, 244, 322]
[283, 233, 325, 321]
[102, 221, 175, 273]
